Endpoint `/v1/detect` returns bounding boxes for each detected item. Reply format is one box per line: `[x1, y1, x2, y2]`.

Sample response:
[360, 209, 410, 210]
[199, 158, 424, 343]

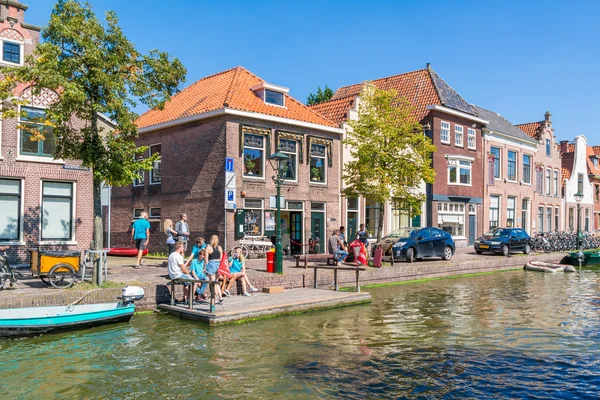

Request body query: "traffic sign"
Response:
[225, 157, 234, 172]
[225, 171, 236, 189]
[226, 190, 235, 202]
[225, 188, 236, 209]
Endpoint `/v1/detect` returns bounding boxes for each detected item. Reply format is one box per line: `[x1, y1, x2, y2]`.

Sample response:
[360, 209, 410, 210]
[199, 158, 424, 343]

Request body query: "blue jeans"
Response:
[335, 251, 348, 262]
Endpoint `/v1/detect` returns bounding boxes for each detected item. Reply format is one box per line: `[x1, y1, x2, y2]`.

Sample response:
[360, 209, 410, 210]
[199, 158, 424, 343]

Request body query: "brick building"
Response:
[559, 136, 599, 231]
[310, 65, 488, 247]
[0, 0, 94, 262]
[110, 66, 344, 254]
[515, 112, 563, 234]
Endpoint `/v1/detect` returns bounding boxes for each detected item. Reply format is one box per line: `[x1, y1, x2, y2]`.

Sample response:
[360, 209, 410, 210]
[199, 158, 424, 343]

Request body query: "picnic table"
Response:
[166, 276, 222, 313]
[301, 264, 366, 292]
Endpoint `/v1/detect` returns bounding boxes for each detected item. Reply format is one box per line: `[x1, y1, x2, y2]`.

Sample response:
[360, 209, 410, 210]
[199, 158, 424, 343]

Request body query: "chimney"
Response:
[2, 1, 28, 24]
[426, 63, 431, 69]
[559, 140, 569, 154]
[544, 111, 551, 123]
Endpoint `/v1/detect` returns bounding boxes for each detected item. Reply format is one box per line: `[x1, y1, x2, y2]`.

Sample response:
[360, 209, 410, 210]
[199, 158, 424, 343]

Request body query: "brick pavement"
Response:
[0, 248, 569, 311]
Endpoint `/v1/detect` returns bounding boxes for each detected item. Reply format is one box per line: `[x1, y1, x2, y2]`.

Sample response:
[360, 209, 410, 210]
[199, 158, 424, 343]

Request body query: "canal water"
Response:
[1, 269, 599, 399]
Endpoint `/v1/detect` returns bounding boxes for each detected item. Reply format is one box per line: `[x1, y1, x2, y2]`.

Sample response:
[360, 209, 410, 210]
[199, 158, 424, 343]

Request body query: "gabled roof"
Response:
[560, 143, 600, 181]
[515, 121, 543, 138]
[472, 105, 538, 144]
[136, 66, 338, 130]
[309, 96, 356, 126]
[310, 66, 475, 125]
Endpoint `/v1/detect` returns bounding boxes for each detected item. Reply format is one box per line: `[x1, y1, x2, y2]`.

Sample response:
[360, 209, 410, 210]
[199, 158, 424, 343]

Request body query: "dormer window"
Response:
[251, 82, 289, 108]
[593, 157, 599, 168]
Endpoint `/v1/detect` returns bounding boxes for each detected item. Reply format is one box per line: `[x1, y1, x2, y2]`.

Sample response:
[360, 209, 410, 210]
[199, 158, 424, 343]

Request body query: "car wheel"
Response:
[476, 250, 483, 255]
[501, 245, 510, 257]
[524, 244, 531, 255]
[406, 248, 414, 263]
[442, 246, 453, 260]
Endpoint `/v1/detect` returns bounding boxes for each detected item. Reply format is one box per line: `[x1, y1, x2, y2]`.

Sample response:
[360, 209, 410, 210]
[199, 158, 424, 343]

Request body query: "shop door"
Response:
[468, 215, 476, 245]
[311, 212, 325, 254]
[290, 212, 302, 255]
[347, 212, 358, 242]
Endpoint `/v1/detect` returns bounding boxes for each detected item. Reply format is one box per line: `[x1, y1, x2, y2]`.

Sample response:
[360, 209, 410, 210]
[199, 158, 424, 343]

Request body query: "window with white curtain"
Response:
[41, 182, 74, 241]
[0, 179, 21, 241]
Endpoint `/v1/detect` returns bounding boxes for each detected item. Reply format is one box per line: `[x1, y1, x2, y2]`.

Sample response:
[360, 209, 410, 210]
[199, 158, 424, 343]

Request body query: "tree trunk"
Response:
[377, 204, 385, 242]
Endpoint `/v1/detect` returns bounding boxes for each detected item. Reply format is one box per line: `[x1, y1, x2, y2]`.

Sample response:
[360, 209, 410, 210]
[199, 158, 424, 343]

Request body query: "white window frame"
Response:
[39, 180, 76, 245]
[447, 156, 473, 187]
[133, 208, 144, 219]
[507, 150, 518, 182]
[279, 138, 298, 183]
[149, 143, 161, 185]
[522, 154, 532, 185]
[309, 143, 327, 185]
[454, 125, 464, 147]
[490, 147, 501, 180]
[546, 168, 551, 196]
[553, 170, 559, 197]
[149, 207, 161, 219]
[0, 177, 24, 245]
[264, 89, 286, 107]
[16, 104, 64, 164]
[243, 133, 266, 180]
[546, 138, 551, 157]
[467, 128, 476, 150]
[133, 170, 145, 187]
[440, 121, 450, 144]
[437, 201, 466, 238]
[0, 38, 24, 67]
[489, 195, 500, 229]
[506, 197, 516, 227]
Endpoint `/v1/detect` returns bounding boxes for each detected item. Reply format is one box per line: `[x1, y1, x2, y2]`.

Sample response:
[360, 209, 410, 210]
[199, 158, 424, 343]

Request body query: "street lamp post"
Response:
[574, 191, 584, 250]
[268, 151, 290, 274]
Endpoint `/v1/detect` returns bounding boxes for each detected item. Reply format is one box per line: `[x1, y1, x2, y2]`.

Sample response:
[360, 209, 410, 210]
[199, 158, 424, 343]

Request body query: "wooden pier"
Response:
[157, 288, 371, 325]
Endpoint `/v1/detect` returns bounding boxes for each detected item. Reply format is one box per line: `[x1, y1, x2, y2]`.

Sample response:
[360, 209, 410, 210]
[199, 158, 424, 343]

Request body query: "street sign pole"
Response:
[224, 157, 236, 252]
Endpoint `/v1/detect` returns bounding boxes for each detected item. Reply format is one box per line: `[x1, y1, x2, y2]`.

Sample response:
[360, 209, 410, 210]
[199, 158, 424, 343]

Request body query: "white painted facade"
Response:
[563, 135, 594, 232]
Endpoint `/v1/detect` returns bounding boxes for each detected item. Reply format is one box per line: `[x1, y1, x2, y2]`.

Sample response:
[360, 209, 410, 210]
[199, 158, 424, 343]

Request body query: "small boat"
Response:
[0, 286, 144, 338]
[524, 261, 576, 273]
[106, 248, 149, 257]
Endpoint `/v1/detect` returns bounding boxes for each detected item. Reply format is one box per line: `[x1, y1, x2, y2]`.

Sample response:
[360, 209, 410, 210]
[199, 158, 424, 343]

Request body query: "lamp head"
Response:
[267, 151, 290, 178]
[574, 192, 584, 203]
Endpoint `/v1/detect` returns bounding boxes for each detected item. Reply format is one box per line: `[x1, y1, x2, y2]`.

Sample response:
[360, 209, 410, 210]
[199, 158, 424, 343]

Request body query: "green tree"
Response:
[343, 87, 436, 241]
[306, 85, 334, 106]
[0, 0, 186, 264]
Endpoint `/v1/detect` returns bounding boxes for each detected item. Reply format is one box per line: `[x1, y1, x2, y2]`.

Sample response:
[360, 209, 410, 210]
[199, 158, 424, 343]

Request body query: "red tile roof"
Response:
[136, 66, 338, 130]
[560, 144, 600, 181]
[309, 96, 355, 126]
[593, 146, 600, 156]
[562, 152, 574, 181]
[515, 121, 543, 138]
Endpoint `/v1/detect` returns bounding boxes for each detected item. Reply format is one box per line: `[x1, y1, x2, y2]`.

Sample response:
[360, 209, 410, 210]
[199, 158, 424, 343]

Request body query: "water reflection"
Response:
[0, 270, 599, 398]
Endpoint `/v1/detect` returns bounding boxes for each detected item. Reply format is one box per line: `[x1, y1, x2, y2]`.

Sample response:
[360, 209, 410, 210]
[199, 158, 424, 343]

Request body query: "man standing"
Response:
[167, 242, 193, 303]
[175, 213, 190, 253]
[131, 211, 151, 269]
[328, 229, 348, 264]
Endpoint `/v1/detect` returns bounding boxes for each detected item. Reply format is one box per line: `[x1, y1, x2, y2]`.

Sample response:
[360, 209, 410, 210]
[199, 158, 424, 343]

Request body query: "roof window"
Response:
[251, 82, 289, 108]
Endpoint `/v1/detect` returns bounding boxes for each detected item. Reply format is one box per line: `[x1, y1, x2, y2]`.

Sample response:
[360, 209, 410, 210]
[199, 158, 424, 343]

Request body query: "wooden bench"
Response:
[166, 277, 222, 313]
[304, 265, 366, 292]
[295, 254, 336, 269]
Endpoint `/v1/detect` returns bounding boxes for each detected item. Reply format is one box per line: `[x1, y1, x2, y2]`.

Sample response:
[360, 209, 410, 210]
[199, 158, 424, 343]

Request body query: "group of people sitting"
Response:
[167, 235, 259, 304]
[328, 224, 370, 265]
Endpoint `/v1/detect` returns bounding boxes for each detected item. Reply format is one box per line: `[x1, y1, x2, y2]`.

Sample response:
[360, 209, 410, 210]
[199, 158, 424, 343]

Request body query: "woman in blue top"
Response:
[189, 249, 208, 300]
[164, 218, 178, 255]
[223, 247, 250, 297]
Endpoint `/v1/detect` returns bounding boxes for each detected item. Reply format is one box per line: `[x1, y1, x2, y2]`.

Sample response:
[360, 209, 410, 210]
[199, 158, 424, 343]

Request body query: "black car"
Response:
[474, 227, 531, 256]
[390, 227, 455, 263]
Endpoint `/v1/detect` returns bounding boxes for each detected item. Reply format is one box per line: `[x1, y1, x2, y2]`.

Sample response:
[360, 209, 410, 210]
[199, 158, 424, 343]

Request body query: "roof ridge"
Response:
[334, 68, 427, 93]
[423, 67, 442, 106]
[224, 66, 246, 107]
[515, 120, 544, 126]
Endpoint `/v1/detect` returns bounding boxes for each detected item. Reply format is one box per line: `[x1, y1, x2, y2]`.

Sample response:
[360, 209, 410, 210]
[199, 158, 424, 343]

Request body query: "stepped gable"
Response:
[136, 66, 337, 129]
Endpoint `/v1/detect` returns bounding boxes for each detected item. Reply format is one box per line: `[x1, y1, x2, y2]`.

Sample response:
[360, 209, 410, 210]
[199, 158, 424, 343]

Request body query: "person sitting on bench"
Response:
[224, 247, 251, 297]
[168, 243, 194, 303]
[328, 229, 348, 264]
[189, 248, 208, 301]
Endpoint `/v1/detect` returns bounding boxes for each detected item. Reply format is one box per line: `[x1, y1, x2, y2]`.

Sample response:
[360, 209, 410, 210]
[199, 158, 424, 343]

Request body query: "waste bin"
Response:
[266, 249, 275, 273]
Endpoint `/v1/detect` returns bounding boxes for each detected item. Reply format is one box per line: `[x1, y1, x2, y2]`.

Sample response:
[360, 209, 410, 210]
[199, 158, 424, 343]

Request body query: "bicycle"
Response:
[0, 246, 24, 290]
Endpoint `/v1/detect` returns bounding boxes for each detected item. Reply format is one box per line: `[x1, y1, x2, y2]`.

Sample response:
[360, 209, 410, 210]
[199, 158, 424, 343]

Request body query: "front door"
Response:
[311, 212, 325, 254]
[290, 212, 302, 255]
[468, 215, 476, 246]
[347, 212, 358, 242]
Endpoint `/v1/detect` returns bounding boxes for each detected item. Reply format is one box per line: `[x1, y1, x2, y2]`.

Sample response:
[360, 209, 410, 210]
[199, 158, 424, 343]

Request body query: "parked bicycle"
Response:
[0, 246, 24, 290]
[530, 230, 600, 253]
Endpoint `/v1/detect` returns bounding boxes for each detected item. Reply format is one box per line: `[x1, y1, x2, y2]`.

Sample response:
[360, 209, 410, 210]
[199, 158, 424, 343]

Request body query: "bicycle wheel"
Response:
[48, 263, 76, 289]
[0, 263, 8, 290]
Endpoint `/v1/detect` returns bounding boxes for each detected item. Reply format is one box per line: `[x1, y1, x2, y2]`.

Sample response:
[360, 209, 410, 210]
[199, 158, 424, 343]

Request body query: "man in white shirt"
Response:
[168, 242, 193, 303]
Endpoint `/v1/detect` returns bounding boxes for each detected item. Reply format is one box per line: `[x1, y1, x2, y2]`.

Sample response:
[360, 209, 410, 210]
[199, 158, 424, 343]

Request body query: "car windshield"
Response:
[485, 228, 511, 237]
[387, 228, 414, 239]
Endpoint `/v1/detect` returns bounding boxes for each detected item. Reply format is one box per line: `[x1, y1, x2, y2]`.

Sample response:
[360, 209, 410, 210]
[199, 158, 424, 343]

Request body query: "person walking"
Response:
[164, 218, 178, 255]
[131, 211, 151, 269]
[175, 213, 190, 253]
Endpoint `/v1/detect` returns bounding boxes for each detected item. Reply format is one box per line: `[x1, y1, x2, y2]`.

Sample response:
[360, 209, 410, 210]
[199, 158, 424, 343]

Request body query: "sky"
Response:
[22, 0, 600, 143]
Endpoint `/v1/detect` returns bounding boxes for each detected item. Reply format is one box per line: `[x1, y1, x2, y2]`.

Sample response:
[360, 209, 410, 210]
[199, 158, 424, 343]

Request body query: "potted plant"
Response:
[311, 167, 322, 182]
[245, 156, 256, 175]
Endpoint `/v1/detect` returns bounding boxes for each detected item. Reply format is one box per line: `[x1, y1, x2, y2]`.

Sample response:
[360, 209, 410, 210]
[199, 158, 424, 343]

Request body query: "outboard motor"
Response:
[121, 286, 145, 305]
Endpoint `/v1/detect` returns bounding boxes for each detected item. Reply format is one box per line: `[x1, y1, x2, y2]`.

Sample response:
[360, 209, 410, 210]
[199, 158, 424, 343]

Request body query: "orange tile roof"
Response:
[515, 121, 543, 138]
[562, 152, 573, 181]
[587, 145, 600, 176]
[309, 96, 355, 126]
[560, 144, 600, 181]
[593, 146, 600, 156]
[136, 66, 338, 130]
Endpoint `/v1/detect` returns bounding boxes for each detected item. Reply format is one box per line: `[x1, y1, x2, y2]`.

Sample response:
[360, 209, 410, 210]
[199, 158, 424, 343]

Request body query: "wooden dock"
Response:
[157, 288, 371, 325]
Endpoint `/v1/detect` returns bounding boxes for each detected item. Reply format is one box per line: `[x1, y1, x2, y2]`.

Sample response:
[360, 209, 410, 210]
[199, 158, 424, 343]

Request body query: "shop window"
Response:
[309, 143, 326, 183]
[489, 196, 500, 229]
[149, 144, 161, 184]
[506, 197, 515, 227]
[467, 128, 476, 150]
[490, 147, 501, 179]
[455, 125, 464, 147]
[41, 181, 73, 241]
[523, 154, 531, 184]
[243, 199, 263, 236]
[0, 179, 21, 241]
[19, 106, 56, 157]
[392, 199, 411, 231]
[279, 139, 297, 181]
[438, 201, 465, 237]
[365, 198, 380, 238]
[244, 134, 265, 177]
[440, 121, 450, 144]
[507, 151, 517, 181]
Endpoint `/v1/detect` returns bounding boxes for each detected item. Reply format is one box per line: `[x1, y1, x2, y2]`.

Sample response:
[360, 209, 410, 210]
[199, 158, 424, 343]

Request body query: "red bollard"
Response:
[266, 250, 275, 273]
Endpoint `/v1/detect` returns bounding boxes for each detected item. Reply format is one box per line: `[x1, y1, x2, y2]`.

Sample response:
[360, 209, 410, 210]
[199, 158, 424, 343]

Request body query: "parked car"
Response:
[390, 227, 455, 263]
[474, 227, 531, 256]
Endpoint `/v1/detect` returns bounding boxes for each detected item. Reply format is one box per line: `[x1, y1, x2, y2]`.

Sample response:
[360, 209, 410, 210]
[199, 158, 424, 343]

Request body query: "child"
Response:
[189, 249, 208, 300]
[184, 237, 206, 269]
